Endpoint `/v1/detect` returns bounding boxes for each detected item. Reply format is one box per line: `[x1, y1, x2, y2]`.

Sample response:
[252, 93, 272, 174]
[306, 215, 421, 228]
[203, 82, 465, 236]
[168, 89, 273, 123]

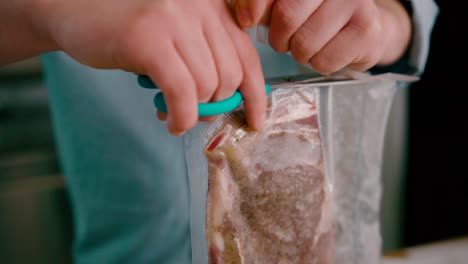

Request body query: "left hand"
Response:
[232, 0, 412, 75]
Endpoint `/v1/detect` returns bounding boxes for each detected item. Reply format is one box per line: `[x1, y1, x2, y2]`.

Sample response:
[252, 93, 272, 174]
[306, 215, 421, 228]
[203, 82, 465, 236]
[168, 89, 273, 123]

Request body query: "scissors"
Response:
[137, 75, 271, 117]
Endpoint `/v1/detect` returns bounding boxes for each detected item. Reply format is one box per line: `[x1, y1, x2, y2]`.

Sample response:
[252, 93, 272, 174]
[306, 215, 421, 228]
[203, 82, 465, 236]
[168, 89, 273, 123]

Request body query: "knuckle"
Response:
[349, 61, 371, 72]
[347, 21, 368, 38]
[223, 68, 243, 91]
[269, 34, 286, 53]
[162, 85, 180, 101]
[290, 31, 312, 63]
[197, 74, 218, 102]
[215, 69, 243, 101]
[111, 13, 152, 67]
[268, 28, 290, 53]
[367, 51, 380, 67]
[112, 30, 138, 66]
[354, 34, 382, 70]
[174, 117, 197, 133]
[273, 0, 297, 32]
[361, 18, 381, 39]
[163, 75, 194, 99]
[358, 53, 380, 71]
[350, 5, 380, 36]
[231, 71, 244, 90]
[309, 53, 337, 75]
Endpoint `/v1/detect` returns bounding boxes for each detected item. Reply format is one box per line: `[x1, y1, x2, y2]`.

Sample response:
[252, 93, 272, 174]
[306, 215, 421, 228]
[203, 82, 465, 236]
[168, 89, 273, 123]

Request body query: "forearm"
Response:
[376, 0, 412, 66]
[0, 0, 58, 66]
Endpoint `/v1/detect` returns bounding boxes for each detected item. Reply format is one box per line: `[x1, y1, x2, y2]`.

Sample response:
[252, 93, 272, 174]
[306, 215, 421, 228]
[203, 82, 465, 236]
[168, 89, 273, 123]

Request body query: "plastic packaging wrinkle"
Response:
[185, 73, 411, 264]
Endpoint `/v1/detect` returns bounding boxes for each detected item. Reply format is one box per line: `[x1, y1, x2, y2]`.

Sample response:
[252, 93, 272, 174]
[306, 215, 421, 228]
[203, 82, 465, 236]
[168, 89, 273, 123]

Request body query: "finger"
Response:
[204, 18, 243, 103]
[309, 18, 380, 74]
[225, 23, 267, 130]
[157, 103, 218, 123]
[157, 111, 167, 121]
[145, 41, 198, 136]
[290, 0, 355, 64]
[162, 100, 218, 122]
[236, 0, 274, 27]
[175, 27, 218, 103]
[308, 34, 358, 75]
[345, 7, 383, 71]
[199, 116, 218, 122]
[160, 105, 217, 123]
[269, 0, 323, 52]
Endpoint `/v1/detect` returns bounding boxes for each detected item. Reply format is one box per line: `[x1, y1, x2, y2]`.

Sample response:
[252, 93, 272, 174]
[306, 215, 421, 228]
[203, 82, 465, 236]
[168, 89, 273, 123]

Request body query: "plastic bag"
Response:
[185, 73, 416, 264]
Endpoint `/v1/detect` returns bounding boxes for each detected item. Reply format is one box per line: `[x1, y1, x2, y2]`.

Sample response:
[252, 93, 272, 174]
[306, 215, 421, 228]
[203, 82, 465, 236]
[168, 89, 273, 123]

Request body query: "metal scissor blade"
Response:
[137, 72, 353, 116]
[265, 72, 351, 88]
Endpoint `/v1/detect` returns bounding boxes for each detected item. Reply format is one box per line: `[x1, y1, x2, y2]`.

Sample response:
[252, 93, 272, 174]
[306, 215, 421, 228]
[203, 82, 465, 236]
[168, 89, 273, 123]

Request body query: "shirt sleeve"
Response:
[371, 0, 439, 76]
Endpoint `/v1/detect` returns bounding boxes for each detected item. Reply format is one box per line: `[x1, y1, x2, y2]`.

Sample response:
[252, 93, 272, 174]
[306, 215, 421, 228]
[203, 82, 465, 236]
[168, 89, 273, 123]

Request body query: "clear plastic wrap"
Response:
[185, 73, 415, 264]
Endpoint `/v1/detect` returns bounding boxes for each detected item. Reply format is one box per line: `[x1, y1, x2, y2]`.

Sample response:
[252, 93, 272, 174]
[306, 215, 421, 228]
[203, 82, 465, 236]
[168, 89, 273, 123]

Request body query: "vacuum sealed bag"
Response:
[185, 73, 415, 264]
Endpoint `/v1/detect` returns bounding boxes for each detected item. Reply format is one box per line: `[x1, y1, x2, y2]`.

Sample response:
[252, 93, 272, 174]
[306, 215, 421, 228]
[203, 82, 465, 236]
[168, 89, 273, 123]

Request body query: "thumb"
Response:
[236, 0, 274, 28]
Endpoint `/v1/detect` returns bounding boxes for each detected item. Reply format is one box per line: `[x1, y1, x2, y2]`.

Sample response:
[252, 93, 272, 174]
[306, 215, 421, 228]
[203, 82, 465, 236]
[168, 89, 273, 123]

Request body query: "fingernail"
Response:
[237, 1, 252, 27]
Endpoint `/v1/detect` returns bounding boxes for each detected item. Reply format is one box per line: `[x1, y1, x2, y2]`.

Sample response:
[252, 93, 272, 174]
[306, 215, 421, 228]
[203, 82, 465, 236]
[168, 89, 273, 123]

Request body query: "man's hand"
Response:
[233, 0, 412, 74]
[2, 0, 267, 135]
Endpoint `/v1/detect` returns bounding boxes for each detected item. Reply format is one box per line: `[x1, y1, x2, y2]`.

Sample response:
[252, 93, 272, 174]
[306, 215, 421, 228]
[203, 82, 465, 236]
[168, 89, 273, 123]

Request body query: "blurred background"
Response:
[0, 1, 466, 263]
[0, 58, 73, 263]
[403, 0, 467, 247]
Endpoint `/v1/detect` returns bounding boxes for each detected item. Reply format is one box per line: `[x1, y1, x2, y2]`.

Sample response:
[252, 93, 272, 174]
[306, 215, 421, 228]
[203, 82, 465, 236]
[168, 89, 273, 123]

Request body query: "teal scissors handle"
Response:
[137, 75, 271, 117]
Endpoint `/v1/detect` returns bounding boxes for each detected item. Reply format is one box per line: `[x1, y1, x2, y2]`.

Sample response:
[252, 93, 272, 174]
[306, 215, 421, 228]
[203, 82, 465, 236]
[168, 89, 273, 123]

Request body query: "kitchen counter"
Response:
[382, 236, 468, 264]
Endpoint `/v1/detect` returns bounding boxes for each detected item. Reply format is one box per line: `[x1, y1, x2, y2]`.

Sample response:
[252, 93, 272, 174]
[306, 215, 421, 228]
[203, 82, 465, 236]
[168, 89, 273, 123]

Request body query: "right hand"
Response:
[232, 0, 411, 74]
[41, 0, 267, 135]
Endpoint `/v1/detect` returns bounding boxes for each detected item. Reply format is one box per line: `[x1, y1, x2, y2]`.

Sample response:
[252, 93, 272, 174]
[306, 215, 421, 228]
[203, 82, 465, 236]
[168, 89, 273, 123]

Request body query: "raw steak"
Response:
[205, 88, 335, 264]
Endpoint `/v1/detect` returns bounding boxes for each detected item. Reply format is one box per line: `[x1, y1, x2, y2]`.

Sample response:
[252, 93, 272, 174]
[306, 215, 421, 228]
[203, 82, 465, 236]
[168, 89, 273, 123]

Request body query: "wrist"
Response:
[0, 0, 60, 65]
